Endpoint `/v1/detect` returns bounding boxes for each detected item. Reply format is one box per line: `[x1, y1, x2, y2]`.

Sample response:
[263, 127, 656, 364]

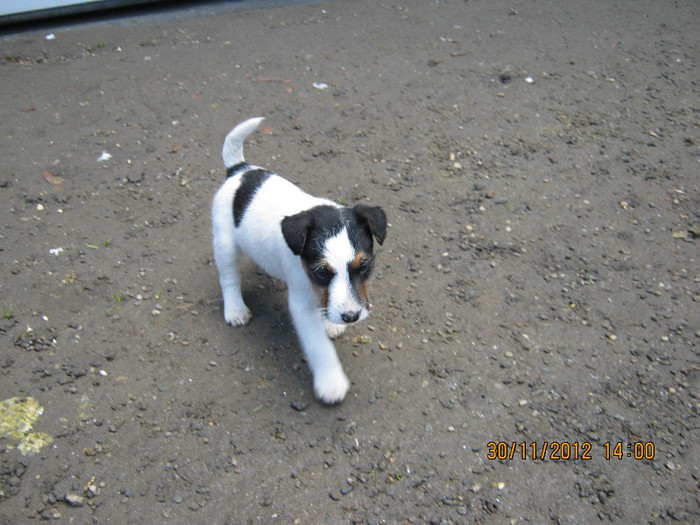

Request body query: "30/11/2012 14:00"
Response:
[485, 441, 655, 461]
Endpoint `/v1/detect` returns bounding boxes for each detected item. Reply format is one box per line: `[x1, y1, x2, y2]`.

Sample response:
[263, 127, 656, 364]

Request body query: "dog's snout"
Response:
[341, 311, 361, 323]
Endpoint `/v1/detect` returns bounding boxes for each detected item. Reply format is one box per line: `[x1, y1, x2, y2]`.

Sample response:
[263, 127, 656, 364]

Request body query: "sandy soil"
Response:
[1, 0, 698, 523]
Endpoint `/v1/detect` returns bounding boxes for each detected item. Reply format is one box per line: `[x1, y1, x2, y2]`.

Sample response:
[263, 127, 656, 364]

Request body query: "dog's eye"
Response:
[350, 258, 373, 279]
[310, 265, 334, 285]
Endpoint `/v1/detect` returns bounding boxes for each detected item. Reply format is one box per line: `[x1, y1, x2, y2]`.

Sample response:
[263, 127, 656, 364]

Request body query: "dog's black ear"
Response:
[353, 204, 387, 245]
[281, 211, 313, 255]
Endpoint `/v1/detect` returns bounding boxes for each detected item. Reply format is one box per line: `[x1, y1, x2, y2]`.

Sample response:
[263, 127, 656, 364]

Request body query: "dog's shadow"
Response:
[225, 260, 314, 389]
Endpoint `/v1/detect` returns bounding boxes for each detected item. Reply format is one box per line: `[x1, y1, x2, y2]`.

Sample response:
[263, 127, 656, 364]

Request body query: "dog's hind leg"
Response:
[212, 185, 252, 326]
[215, 238, 251, 326]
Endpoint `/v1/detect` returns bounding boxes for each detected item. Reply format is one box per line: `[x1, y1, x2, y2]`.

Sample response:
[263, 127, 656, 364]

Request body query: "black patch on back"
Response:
[226, 162, 248, 179]
[233, 168, 272, 226]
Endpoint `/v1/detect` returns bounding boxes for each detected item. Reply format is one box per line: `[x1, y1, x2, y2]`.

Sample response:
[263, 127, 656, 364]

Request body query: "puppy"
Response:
[212, 117, 387, 404]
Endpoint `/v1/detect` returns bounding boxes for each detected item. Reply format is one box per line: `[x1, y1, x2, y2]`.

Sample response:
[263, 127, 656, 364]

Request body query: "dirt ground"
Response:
[1, 0, 698, 523]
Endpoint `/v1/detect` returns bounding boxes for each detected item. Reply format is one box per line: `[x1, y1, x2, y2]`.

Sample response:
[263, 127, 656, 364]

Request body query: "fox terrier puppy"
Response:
[212, 117, 387, 404]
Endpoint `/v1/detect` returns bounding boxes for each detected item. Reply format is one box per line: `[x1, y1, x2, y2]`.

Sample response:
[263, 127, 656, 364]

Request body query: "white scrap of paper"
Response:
[97, 151, 112, 162]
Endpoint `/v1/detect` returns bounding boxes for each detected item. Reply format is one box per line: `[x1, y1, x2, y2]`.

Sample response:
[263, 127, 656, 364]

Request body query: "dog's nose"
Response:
[341, 311, 361, 323]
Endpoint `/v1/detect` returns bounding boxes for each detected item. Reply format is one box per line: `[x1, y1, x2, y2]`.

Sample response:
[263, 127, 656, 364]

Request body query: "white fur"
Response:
[212, 117, 369, 404]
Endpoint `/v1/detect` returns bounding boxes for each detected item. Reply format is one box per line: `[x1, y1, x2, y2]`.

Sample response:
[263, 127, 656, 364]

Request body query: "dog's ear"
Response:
[281, 211, 313, 255]
[353, 205, 387, 245]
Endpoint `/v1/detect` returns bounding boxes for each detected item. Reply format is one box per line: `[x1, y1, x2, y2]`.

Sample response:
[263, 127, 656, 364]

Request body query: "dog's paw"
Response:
[324, 322, 346, 339]
[314, 368, 350, 405]
[224, 306, 252, 326]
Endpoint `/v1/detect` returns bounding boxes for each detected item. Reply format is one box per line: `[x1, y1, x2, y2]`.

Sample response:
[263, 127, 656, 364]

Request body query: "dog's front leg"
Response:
[288, 287, 350, 404]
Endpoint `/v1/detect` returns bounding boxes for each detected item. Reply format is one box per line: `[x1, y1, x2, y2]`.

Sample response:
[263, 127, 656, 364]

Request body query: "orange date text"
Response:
[486, 441, 593, 461]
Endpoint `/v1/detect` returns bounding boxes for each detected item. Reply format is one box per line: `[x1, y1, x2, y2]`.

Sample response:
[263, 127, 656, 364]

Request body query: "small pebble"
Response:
[291, 401, 307, 412]
[64, 493, 84, 507]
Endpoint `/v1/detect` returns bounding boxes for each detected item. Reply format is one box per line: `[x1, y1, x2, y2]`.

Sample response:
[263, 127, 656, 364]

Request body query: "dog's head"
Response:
[281, 204, 387, 324]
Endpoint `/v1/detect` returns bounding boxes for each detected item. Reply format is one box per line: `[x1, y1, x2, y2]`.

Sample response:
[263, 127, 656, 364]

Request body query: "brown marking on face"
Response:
[349, 251, 368, 271]
[356, 279, 370, 306]
[313, 258, 331, 272]
[348, 251, 372, 306]
[302, 259, 333, 310]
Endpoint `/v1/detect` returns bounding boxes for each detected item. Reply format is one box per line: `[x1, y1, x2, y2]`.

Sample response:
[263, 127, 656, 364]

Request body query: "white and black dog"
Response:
[212, 117, 386, 404]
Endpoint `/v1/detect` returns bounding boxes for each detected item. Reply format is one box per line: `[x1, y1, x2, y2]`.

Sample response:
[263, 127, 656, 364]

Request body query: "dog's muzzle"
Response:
[341, 310, 361, 323]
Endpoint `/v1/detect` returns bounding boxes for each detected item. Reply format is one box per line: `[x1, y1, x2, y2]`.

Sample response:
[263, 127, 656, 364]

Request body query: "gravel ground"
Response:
[1, 0, 698, 523]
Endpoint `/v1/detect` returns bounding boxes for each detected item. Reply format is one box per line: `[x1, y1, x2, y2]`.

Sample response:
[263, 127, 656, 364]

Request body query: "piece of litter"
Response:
[49, 247, 64, 256]
[42, 170, 64, 186]
[46, 33, 55, 40]
[97, 151, 112, 162]
[312, 82, 329, 90]
[525, 76, 534, 84]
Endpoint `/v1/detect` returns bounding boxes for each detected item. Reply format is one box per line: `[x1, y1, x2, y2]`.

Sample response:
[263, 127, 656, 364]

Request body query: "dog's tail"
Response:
[222, 116, 265, 169]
